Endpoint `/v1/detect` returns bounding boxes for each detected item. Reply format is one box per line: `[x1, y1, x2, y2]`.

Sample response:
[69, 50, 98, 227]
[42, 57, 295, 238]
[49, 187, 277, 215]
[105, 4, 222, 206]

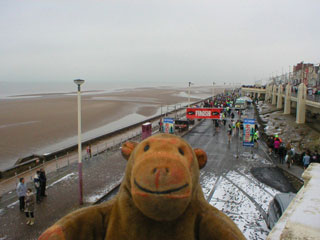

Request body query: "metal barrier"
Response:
[0, 126, 150, 202]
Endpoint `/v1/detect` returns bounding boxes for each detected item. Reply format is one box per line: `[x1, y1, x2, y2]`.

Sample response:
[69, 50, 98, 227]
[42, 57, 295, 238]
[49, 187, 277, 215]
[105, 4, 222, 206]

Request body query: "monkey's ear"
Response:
[194, 148, 207, 169]
[121, 141, 138, 161]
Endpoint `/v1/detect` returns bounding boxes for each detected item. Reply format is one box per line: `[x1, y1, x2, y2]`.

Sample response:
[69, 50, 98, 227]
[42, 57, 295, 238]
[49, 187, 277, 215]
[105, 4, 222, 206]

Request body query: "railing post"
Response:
[277, 85, 283, 109]
[284, 84, 291, 114]
[296, 83, 307, 124]
[29, 166, 32, 180]
[55, 155, 58, 171]
[272, 85, 277, 105]
[15, 172, 18, 185]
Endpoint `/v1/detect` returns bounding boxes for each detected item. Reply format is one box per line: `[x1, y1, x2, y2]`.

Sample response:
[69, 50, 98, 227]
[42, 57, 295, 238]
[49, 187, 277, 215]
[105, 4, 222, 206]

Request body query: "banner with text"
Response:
[243, 118, 255, 147]
[163, 118, 175, 134]
[186, 108, 222, 119]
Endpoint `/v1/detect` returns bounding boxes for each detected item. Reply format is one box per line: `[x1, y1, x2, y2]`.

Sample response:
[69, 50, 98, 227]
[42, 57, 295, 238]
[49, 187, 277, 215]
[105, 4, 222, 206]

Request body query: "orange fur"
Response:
[38, 225, 65, 240]
[39, 134, 245, 240]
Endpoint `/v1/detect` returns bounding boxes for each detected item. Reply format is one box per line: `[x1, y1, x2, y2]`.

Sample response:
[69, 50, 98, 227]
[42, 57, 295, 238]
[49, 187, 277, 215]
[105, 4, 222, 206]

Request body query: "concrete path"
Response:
[182, 106, 302, 239]
[0, 111, 197, 240]
[0, 123, 144, 205]
[0, 147, 127, 240]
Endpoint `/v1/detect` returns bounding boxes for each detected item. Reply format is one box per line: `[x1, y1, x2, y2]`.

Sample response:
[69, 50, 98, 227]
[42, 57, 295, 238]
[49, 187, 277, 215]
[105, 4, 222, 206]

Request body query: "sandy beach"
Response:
[0, 85, 223, 170]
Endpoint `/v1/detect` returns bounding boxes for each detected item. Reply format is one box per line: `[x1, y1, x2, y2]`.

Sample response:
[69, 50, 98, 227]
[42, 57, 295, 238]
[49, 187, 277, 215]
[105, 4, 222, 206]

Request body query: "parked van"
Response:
[235, 98, 247, 110]
[266, 192, 296, 230]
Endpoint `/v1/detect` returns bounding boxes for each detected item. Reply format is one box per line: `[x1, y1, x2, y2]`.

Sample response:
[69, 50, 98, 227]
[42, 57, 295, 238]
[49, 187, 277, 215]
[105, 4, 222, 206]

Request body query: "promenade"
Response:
[0, 114, 194, 240]
[0, 110, 304, 240]
[0, 118, 158, 240]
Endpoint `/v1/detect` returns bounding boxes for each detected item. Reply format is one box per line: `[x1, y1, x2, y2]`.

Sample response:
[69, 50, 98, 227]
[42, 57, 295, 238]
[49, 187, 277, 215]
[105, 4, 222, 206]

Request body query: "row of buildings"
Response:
[270, 62, 320, 91]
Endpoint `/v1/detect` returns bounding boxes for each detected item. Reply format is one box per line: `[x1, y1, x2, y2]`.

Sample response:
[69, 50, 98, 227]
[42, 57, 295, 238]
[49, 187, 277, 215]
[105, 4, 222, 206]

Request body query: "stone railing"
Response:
[267, 163, 320, 239]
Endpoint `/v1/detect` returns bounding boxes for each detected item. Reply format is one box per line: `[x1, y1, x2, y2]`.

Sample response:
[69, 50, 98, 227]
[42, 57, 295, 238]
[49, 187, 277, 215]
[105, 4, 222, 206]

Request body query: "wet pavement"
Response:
[0, 149, 127, 240]
[251, 167, 296, 193]
[0, 106, 304, 240]
[183, 105, 303, 239]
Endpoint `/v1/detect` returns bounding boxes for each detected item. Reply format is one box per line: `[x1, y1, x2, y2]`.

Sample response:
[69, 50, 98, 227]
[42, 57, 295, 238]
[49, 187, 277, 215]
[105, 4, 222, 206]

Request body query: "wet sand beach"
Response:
[0, 86, 219, 170]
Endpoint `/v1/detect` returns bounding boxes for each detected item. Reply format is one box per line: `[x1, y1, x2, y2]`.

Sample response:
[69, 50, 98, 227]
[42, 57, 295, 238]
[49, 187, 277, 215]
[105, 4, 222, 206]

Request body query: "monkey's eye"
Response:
[144, 144, 150, 152]
[178, 147, 184, 155]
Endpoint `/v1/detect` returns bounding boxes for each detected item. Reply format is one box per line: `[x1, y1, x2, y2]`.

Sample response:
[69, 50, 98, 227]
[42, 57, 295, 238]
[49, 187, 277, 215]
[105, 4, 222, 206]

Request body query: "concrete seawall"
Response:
[267, 163, 320, 239]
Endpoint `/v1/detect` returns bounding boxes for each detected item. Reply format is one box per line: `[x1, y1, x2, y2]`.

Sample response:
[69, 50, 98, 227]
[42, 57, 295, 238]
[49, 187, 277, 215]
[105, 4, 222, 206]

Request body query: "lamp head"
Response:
[74, 79, 85, 86]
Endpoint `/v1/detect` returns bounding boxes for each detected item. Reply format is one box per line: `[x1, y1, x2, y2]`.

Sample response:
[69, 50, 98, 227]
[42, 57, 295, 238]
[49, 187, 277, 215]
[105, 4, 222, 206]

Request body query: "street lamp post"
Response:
[188, 82, 193, 107]
[74, 79, 85, 205]
[212, 81, 215, 99]
[174, 105, 177, 119]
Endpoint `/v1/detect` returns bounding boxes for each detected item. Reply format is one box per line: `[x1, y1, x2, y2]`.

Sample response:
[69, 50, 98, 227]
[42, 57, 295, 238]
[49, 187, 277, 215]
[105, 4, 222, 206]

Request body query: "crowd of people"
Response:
[241, 85, 266, 89]
[267, 135, 320, 169]
[201, 92, 238, 109]
[300, 149, 320, 169]
[207, 92, 320, 173]
[16, 168, 47, 226]
[204, 92, 261, 146]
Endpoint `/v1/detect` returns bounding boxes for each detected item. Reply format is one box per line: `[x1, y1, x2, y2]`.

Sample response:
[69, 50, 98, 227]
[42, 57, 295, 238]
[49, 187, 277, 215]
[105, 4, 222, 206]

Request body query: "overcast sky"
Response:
[1, 0, 319, 85]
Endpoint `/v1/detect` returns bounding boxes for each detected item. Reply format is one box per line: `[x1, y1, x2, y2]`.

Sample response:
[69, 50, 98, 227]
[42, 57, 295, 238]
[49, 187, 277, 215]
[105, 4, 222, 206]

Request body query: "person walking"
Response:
[253, 130, 259, 148]
[236, 120, 241, 136]
[39, 168, 47, 198]
[231, 112, 235, 120]
[278, 144, 286, 164]
[267, 136, 274, 156]
[239, 121, 243, 139]
[24, 188, 35, 225]
[311, 150, 319, 163]
[227, 124, 232, 143]
[34, 171, 41, 203]
[273, 138, 281, 156]
[214, 120, 219, 133]
[303, 151, 311, 170]
[86, 145, 92, 159]
[159, 120, 163, 133]
[231, 120, 236, 136]
[16, 178, 27, 212]
[223, 117, 227, 127]
[274, 134, 282, 143]
[286, 147, 295, 169]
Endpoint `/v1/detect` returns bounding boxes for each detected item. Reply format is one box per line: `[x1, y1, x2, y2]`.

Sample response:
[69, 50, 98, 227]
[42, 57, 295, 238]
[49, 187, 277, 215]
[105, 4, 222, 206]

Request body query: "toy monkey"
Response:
[39, 133, 245, 240]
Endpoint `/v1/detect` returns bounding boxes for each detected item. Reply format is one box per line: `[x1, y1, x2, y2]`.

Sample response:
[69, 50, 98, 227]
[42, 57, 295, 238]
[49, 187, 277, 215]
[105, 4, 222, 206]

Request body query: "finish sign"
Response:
[186, 108, 222, 119]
